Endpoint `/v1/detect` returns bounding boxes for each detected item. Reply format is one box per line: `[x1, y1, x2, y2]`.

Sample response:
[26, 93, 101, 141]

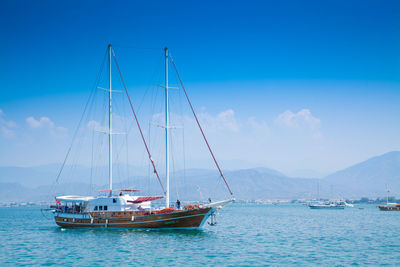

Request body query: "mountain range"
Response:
[0, 151, 399, 202]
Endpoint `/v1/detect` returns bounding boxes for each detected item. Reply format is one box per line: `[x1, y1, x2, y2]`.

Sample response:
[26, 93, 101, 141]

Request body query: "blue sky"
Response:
[0, 0, 399, 176]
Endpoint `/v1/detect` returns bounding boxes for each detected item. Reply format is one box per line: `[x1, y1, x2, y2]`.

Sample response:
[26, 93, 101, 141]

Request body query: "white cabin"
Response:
[56, 194, 154, 213]
[85, 195, 152, 212]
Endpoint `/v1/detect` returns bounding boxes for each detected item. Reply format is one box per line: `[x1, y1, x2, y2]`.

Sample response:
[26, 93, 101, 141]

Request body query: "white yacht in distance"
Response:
[308, 200, 347, 209]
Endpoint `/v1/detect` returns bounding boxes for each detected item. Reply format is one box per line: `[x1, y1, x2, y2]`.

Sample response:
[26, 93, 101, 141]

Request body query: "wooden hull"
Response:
[54, 207, 214, 229]
[379, 205, 400, 211]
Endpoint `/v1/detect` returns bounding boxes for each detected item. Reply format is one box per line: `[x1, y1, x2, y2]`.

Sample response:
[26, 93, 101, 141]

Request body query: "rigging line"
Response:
[89, 128, 95, 195]
[69, 77, 99, 181]
[56, 52, 104, 186]
[54, 48, 108, 185]
[88, 75, 101, 195]
[113, 96, 129, 188]
[182, 126, 187, 197]
[112, 49, 166, 195]
[174, 76, 187, 197]
[92, 88, 108, 187]
[113, 53, 162, 168]
[115, 53, 164, 152]
[137, 52, 164, 113]
[169, 54, 234, 196]
[170, 129, 180, 200]
[125, 108, 130, 190]
[147, 121, 152, 195]
[82, 78, 105, 188]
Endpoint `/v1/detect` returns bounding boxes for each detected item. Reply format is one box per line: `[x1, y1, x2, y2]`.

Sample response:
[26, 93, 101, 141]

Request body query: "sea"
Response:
[1, 204, 399, 266]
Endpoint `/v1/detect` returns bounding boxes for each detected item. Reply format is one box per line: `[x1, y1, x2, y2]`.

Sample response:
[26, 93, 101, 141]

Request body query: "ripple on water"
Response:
[0, 205, 400, 266]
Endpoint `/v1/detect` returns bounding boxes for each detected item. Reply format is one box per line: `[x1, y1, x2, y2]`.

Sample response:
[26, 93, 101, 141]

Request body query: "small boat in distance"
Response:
[378, 186, 399, 211]
[378, 203, 400, 211]
[308, 200, 347, 209]
[51, 45, 234, 229]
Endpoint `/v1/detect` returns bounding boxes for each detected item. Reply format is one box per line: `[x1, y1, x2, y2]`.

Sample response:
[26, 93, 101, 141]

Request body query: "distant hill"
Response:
[223, 168, 317, 200]
[0, 151, 399, 202]
[0, 164, 317, 202]
[324, 151, 400, 198]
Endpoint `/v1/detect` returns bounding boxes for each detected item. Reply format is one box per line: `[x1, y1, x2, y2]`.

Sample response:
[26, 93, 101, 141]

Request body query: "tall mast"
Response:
[165, 47, 170, 208]
[108, 44, 113, 195]
[386, 184, 389, 205]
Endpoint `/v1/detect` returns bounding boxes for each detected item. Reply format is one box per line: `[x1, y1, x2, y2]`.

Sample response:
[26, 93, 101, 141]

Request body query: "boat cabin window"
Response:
[94, 206, 98, 211]
[104, 206, 108, 211]
[99, 206, 103, 211]
[113, 199, 116, 203]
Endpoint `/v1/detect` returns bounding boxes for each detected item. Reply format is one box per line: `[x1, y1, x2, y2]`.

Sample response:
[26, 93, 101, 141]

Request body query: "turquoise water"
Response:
[1, 204, 399, 266]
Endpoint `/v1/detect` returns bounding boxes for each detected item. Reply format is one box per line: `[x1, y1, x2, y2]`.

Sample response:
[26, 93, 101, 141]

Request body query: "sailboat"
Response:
[378, 186, 400, 211]
[51, 45, 234, 229]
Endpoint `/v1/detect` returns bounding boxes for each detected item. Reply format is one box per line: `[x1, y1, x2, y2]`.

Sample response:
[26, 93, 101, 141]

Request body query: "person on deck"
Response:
[176, 199, 181, 209]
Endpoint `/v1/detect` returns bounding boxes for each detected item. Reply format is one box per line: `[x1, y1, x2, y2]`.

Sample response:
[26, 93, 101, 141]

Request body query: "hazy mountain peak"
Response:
[1, 151, 400, 201]
[324, 151, 400, 197]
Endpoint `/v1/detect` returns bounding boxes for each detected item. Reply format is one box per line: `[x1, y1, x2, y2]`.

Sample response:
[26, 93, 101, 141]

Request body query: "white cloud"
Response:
[276, 109, 321, 130]
[247, 116, 269, 131]
[87, 120, 101, 130]
[0, 109, 17, 138]
[55, 126, 67, 133]
[26, 116, 54, 128]
[86, 115, 129, 133]
[26, 116, 67, 136]
[151, 109, 240, 133]
[86, 120, 109, 134]
[198, 109, 240, 133]
[152, 109, 267, 135]
[146, 108, 270, 170]
[275, 109, 322, 138]
[1, 126, 15, 138]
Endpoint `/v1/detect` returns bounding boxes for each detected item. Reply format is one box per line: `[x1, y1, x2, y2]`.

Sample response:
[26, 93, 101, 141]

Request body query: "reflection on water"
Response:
[56, 226, 213, 240]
